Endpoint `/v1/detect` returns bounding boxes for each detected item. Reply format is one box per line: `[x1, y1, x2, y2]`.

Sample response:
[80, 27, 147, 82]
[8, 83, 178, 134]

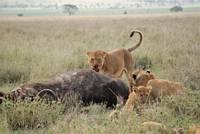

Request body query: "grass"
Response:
[0, 13, 200, 133]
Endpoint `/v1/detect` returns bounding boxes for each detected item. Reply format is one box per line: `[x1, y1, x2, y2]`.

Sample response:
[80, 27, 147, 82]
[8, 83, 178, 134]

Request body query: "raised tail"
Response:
[128, 30, 143, 52]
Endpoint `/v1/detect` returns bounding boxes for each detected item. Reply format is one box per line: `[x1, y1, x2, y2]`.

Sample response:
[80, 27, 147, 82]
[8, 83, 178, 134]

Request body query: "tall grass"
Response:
[0, 13, 200, 133]
[0, 14, 200, 89]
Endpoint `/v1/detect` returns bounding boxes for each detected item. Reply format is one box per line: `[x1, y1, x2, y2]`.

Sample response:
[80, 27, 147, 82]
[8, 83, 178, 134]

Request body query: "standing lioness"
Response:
[86, 30, 143, 92]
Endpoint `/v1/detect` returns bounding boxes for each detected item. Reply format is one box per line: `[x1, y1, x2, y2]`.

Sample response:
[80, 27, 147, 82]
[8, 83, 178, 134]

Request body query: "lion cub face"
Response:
[124, 86, 151, 112]
[132, 69, 155, 86]
[134, 86, 151, 104]
[86, 50, 107, 72]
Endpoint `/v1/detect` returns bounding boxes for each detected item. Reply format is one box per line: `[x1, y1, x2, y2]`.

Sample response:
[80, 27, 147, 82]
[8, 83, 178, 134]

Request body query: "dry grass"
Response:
[0, 13, 200, 133]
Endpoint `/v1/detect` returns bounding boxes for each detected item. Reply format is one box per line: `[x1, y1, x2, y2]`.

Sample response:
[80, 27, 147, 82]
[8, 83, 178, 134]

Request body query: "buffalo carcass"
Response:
[0, 69, 129, 107]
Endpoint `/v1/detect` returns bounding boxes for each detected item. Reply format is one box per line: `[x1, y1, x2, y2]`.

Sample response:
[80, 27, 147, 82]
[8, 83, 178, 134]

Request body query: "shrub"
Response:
[123, 11, 127, 15]
[170, 6, 183, 12]
[135, 55, 152, 69]
[0, 69, 30, 84]
[17, 13, 23, 17]
[3, 100, 62, 130]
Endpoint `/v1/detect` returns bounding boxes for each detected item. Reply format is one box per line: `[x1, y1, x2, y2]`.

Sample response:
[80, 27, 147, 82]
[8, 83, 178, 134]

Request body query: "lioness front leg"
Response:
[124, 70, 135, 93]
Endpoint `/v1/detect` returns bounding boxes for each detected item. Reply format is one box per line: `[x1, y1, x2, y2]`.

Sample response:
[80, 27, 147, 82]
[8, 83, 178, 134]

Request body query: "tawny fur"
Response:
[147, 79, 184, 100]
[142, 122, 184, 134]
[132, 70, 184, 100]
[172, 128, 184, 134]
[141, 121, 166, 132]
[109, 109, 121, 120]
[188, 125, 200, 134]
[123, 86, 151, 112]
[123, 91, 138, 112]
[132, 69, 155, 86]
[86, 30, 143, 92]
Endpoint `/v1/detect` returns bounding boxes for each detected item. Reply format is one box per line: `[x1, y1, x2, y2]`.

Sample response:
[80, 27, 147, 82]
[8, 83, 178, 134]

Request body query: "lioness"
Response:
[86, 30, 143, 92]
[123, 86, 151, 112]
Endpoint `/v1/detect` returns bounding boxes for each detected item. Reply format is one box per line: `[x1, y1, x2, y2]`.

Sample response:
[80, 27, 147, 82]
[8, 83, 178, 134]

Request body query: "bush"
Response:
[17, 13, 23, 17]
[135, 55, 152, 69]
[0, 69, 30, 84]
[62, 4, 79, 15]
[170, 6, 183, 12]
[123, 11, 127, 15]
[3, 100, 62, 130]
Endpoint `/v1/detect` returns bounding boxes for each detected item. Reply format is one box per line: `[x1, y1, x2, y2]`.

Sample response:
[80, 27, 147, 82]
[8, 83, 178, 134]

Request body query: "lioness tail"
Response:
[128, 30, 143, 52]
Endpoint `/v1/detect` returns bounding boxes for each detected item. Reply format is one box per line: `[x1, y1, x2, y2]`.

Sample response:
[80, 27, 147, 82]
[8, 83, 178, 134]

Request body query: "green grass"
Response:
[0, 13, 200, 133]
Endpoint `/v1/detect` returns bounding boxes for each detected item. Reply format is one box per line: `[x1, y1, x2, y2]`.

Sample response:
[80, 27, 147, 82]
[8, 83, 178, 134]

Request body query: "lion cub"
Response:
[123, 86, 151, 112]
[188, 125, 200, 134]
[132, 69, 184, 100]
[141, 121, 166, 133]
[147, 79, 184, 100]
[86, 30, 143, 92]
[132, 69, 155, 86]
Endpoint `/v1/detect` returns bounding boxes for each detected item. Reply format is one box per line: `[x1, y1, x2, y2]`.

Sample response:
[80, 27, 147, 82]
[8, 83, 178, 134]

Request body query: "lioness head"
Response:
[132, 69, 155, 86]
[86, 50, 107, 72]
[133, 86, 151, 104]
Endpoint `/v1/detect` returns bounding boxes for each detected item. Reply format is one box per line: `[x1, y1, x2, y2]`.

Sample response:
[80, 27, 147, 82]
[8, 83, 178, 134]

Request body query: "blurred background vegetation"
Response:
[0, 0, 200, 16]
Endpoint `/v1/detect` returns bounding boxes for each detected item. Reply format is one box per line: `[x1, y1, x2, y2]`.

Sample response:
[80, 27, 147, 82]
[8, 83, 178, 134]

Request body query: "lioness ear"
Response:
[86, 51, 92, 57]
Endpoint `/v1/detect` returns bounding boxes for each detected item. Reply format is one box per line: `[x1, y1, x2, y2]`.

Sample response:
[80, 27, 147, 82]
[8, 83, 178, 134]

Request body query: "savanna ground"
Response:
[0, 13, 200, 134]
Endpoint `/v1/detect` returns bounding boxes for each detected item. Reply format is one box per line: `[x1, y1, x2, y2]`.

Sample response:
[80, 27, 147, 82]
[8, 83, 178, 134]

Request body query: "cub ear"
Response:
[132, 74, 137, 80]
[86, 51, 92, 57]
[101, 51, 108, 58]
[146, 70, 151, 74]
[133, 87, 138, 93]
[178, 128, 184, 134]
